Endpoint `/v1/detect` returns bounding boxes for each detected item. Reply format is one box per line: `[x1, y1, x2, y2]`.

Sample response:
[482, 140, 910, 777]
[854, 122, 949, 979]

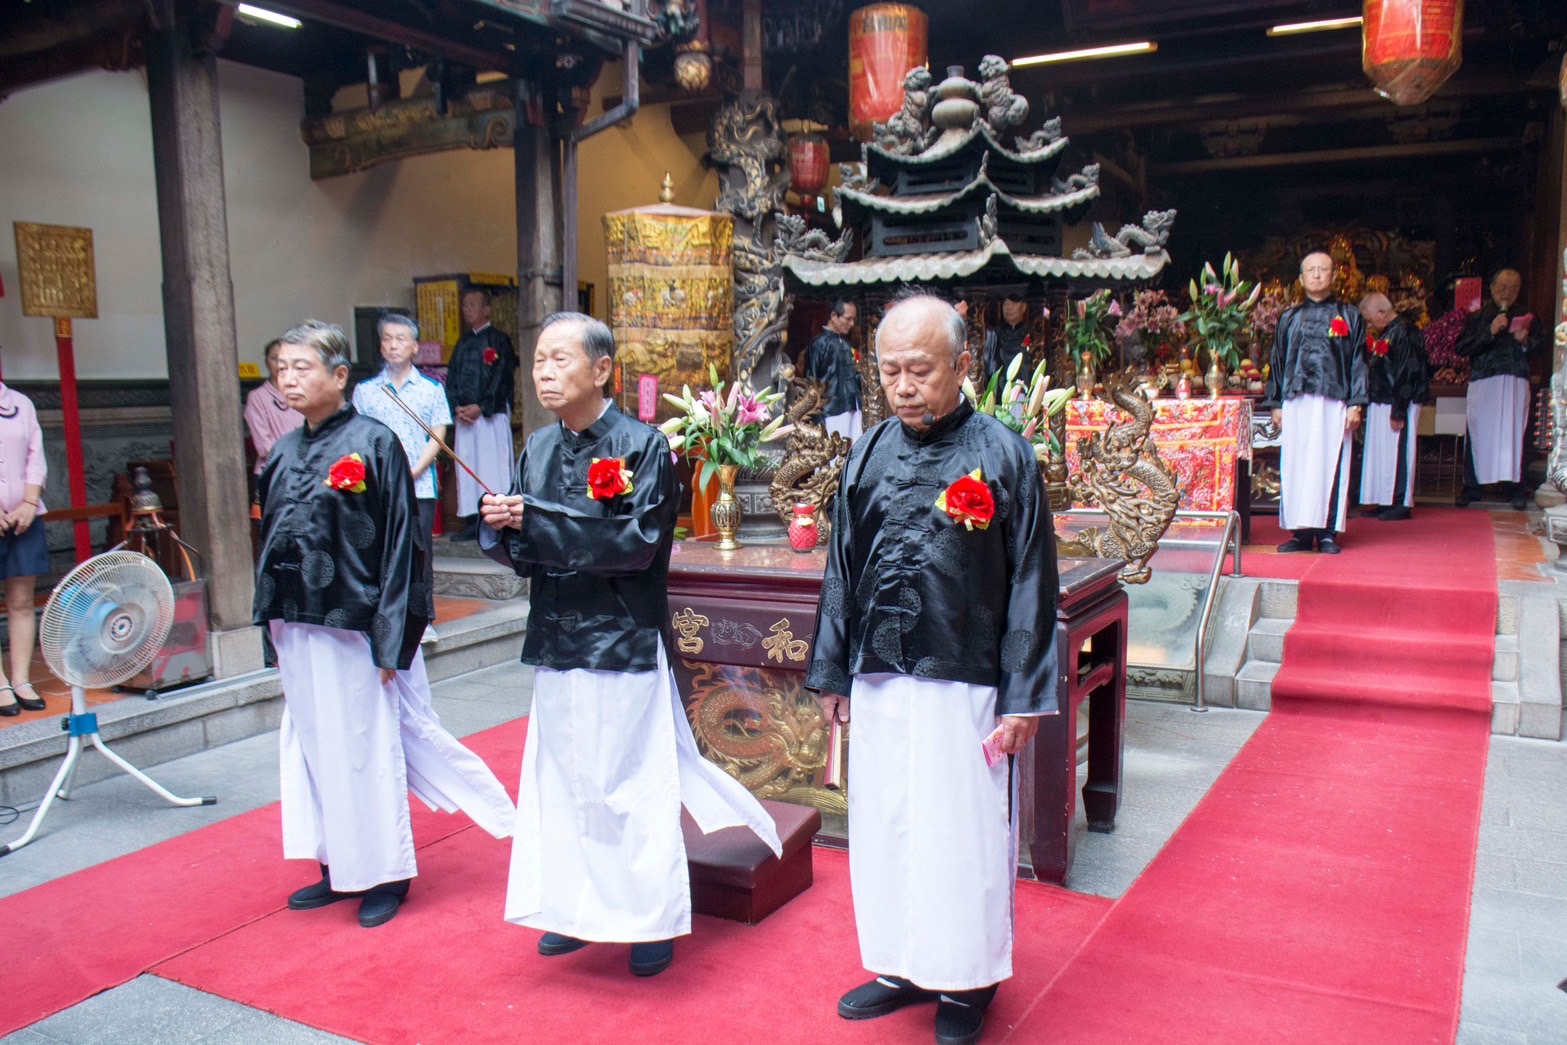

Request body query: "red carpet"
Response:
[1014, 508, 1495, 1042]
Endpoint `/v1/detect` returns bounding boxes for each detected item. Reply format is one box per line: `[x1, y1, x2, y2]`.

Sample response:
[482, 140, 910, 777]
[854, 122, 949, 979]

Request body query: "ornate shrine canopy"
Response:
[782, 237, 1168, 288]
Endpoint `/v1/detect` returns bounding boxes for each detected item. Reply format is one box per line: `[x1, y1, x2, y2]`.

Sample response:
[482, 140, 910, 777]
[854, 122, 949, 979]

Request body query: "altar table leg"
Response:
[1082, 615, 1126, 834]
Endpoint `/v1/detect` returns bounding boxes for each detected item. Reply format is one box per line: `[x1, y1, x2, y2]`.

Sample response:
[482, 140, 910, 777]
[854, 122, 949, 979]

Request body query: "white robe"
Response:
[1280, 394, 1353, 533]
[1466, 375, 1529, 485]
[1360, 402, 1420, 508]
[848, 673, 1017, 992]
[454, 410, 514, 516]
[505, 644, 781, 942]
[274, 622, 516, 893]
[825, 410, 864, 441]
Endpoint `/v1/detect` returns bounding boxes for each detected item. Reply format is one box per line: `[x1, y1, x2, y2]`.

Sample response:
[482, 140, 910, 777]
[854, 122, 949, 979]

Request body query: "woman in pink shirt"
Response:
[243, 338, 305, 476]
[0, 382, 49, 716]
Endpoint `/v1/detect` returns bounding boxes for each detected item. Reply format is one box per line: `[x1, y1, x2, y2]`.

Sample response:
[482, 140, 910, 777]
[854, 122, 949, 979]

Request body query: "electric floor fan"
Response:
[0, 550, 216, 856]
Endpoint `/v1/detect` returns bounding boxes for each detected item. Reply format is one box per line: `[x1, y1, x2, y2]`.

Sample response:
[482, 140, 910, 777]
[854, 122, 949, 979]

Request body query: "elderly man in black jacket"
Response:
[256, 320, 514, 929]
[446, 289, 518, 540]
[802, 298, 863, 438]
[807, 294, 1059, 1045]
[1455, 268, 1546, 511]
[1357, 292, 1429, 521]
[481, 312, 779, 979]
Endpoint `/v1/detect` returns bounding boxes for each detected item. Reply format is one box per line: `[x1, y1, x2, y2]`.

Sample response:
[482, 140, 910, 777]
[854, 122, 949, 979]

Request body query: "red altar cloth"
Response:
[1065, 396, 1252, 512]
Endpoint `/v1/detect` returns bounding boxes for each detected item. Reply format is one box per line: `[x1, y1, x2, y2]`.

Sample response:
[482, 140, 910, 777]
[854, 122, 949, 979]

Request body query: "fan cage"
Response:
[40, 550, 176, 689]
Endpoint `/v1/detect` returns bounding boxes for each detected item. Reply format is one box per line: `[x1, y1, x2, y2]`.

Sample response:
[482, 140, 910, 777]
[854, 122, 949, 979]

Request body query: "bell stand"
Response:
[0, 685, 216, 856]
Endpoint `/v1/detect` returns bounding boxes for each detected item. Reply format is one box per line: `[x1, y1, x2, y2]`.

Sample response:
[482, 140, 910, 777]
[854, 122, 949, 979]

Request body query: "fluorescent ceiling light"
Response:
[236, 4, 303, 29]
[1267, 16, 1361, 37]
[1013, 41, 1157, 66]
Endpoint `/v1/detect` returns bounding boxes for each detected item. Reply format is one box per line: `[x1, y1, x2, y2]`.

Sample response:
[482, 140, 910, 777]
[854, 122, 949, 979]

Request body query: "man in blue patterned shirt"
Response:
[353, 314, 451, 643]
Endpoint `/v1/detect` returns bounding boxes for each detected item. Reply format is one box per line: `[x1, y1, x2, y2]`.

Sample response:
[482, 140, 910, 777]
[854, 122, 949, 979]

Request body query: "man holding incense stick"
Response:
[480, 311, 779, 977]
[353, 314, 450, 644]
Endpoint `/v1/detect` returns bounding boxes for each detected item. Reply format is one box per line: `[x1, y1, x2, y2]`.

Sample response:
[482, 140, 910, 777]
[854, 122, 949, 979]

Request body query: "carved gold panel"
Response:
[14, 223, 98, 319]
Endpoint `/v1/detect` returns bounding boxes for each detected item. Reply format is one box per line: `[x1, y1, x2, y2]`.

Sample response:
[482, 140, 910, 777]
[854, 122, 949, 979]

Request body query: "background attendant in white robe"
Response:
[447, 289, 518, 540]
[1455, 268, 1546, 511]
[806, 295, 1060, 1045]
[1357, 293, 1428, 521]
[480, 312, 780, 978]
[256, 321, 514, 929]
[1261, 251, 1368, 555]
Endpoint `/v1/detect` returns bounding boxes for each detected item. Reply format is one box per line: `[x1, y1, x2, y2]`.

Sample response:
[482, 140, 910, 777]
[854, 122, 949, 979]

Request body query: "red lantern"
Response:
[789, 133, 830, 197]
[1362, 0, 1465, 106]
[848, 4, 928, 142]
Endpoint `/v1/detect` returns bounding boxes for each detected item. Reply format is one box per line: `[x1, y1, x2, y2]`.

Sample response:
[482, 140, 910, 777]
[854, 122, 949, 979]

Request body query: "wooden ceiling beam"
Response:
[1150, 136, 1523, 176]
[241, 0, 522, 72]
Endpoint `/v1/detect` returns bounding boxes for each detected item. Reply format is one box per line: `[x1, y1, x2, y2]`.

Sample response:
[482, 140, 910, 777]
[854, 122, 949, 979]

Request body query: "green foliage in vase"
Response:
[1062, 288, 1119, 367]
[1179, 254, 1263, 370]
[660, 365, 792, 488]
[962, 353, 1074, 463]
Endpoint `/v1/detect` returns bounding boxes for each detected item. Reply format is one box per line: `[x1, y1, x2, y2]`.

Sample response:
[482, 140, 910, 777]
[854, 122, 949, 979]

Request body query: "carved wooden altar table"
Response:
[666, 541, 1127, 886]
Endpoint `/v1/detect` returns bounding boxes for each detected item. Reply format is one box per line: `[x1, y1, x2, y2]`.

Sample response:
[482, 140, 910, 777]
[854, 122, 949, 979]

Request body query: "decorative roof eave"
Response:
[865, 122, 1070, 169]
[837, 179, 1099, 218]
[781, 240, 1169, 289]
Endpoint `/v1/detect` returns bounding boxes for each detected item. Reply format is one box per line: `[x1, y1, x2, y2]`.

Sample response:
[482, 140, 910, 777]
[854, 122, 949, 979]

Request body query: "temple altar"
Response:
[666, 540, 1128, 885]
[1066, 395, 1252, 514]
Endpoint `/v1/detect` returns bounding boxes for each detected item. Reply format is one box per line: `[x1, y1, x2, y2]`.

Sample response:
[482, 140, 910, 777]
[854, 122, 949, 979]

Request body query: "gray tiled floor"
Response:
[2, 674, 1564, 1042]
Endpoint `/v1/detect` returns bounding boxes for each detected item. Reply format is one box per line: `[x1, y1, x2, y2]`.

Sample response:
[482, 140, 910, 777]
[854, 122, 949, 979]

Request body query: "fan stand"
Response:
[0, 684, 216, 857]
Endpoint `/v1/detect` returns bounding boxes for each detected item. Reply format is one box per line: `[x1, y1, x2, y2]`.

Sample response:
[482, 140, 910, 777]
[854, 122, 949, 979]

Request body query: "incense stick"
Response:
[380, 384, 497, 497]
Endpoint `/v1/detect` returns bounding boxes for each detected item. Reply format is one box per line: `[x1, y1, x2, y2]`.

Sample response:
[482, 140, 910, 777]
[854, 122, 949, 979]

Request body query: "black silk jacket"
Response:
[481, 402, 678, 672]
[446, 326, 518, 417]
[801, 330, 861, 415]
[253, 405, 429, 671]
[804, 400, 1061, 717]
[1457, 305, 1545, 382]
[1367, 316, 1430, 422]
[1262, 298, 1369, 410]
[985, 323, 1029, 384]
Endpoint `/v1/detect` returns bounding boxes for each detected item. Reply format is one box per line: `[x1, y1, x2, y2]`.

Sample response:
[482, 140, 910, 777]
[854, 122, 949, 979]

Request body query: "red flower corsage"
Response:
[1367, 335, 1389, 357]
[1329, 316, 1350, 337]
[482, 347, 499, 365]
[325, 452, 367, 494]
[586, 457, 635, 500]
[935, 468, 995, 531]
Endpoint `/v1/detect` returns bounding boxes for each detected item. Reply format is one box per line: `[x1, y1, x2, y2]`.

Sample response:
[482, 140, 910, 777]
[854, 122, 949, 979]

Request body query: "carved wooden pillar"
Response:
[145, 12, 261, 677]
[514, 78, 564, 439]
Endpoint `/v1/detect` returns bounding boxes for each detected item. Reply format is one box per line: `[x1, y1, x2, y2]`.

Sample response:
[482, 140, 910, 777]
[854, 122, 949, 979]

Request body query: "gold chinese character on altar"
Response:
[14, 223, 98, 319]
[764, 619, 809, 663]
[672, 607, 710, 655]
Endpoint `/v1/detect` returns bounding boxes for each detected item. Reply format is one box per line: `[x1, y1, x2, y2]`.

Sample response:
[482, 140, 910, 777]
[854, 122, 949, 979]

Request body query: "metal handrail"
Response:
[1056, 507, 1243, 711]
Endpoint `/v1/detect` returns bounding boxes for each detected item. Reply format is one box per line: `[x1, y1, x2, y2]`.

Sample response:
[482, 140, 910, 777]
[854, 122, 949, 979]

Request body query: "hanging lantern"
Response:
[1362, 0, 1465, 106]
[848, 4, 928, 142]
[789, 133, 830, 197]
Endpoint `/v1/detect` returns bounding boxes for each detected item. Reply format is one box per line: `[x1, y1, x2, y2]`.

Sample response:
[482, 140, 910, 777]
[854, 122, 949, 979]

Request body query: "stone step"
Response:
[1234, 659, 1279, 712]
[1257, 580, 1298, 620]
[433, 553, 527, 601]
[1493, 634, 1518, 683]
[0, 600, 527, 810]
[1245, 618, 1291, 665]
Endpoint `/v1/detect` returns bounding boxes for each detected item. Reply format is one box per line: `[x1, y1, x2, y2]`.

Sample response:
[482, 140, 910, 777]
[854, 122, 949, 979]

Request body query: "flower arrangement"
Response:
[1063, 289, 1120, 368]
[963, 354, 1075, 464]
[1422, 307, 1471, 386]
[1115, 289, 1187, 362]
[1179, 254, 1262, 370]
[659, 366, 792, 488]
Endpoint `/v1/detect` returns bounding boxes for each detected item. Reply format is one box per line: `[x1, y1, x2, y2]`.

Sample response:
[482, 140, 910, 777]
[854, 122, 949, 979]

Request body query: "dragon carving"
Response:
[1013, 117, 1063, 154]
[685, 663, 846, 816]
[976, 55, 1029, 134]
[1073, 209, 1178, 260]
[1056, 378, 1180, 584]
[872, 66, 936, 156]
[769, 371, 852, 532]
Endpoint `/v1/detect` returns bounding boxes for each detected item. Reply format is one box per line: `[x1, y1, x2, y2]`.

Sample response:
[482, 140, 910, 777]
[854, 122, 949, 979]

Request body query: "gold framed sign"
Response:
[14, 222, 98, 319]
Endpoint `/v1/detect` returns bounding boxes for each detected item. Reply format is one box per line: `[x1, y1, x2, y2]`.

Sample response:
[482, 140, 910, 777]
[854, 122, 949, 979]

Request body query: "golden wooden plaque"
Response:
[14, 223, 98, 319]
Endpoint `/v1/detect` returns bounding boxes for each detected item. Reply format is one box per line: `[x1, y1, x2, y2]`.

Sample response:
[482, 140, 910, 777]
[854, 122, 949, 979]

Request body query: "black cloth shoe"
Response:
[1377, 506, 1412, 521]
[449, 520, 479, 543]
[1358, 505, 1384, 518]
[1455, 490, 1477, 507]
[1317, 536, 1342, 554]
[934, 986, 997, 1045]
[1510, 495, 1529, 511]
[838, 976, 938, 1020]
[1275, 535, 1314, 553]
[12, 683, 45, 711]
[288, 864, 358, 910]
[629, 939, 674, 977]
[357, 879, 410, 928]
[538, 932, 590, 956]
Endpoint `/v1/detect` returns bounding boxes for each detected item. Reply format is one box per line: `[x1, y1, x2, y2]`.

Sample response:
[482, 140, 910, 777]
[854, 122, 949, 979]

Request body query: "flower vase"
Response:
[1206, 358, 1226, 399]
[1076, 354, 1097, 399]
[787, 503, 819, 551]
[711, 464, 744, 551]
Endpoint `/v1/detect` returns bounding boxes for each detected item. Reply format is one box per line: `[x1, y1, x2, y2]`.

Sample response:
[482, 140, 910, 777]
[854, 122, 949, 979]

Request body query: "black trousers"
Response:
[415, 498, 437, 608]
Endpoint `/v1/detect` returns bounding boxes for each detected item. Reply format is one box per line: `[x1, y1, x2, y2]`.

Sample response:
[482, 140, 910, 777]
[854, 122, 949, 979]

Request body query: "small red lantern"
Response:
[789, 133, 830, 197]
[1363, 0, 1465, 106]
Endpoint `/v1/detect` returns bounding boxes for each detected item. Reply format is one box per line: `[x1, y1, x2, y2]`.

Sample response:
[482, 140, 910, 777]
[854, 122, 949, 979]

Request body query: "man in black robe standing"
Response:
[1455, 268, 1546, 510]
[1357, 292, 1429, 520]
[806, 294, 1059, 1045]
[446, 289, 518, 540]
[984, 293, 1032, 384]
[480, 312, 778, 977]
[802, 298, 862, 439]
[1261, 251, 1368, 553]
[256, 320, 513, 928]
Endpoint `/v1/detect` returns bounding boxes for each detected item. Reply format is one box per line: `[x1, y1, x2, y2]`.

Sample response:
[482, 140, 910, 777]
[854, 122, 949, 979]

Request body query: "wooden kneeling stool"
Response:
[683, 798, 821, 925]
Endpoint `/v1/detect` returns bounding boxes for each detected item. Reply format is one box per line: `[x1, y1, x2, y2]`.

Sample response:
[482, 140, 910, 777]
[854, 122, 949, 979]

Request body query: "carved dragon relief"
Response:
[1056, 378, 1180, 584]
[1073, 209, 1178, 260]
[769, 371, 852, 534]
